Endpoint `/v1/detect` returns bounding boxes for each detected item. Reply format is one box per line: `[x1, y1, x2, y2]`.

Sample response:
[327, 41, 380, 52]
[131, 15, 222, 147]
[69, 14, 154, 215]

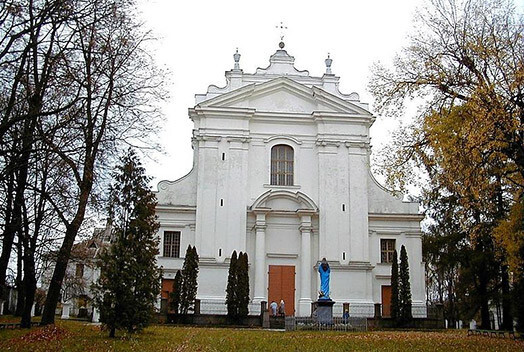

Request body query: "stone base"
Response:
[312, 300, 335, 325]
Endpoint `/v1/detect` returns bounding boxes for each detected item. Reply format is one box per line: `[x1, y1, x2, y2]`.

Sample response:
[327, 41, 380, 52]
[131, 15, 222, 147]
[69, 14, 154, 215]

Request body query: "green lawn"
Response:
[0, 319, 522, 351]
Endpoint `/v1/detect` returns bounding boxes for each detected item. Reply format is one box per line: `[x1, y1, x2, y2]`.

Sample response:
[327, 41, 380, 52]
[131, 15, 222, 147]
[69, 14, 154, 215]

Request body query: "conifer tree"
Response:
[399, 245, 412, 324]
[169, 270, 183, 314]
[180, 245, 199, 314]
[390, 249, 400, 323]
[92, 149, 162, 337]
[237, 252, 250, 317]
[226, 250, 238, 317]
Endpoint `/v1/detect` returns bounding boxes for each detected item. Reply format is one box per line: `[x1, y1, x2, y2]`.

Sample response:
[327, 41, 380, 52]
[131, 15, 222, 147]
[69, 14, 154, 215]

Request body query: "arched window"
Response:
[271, 145, 294, 186]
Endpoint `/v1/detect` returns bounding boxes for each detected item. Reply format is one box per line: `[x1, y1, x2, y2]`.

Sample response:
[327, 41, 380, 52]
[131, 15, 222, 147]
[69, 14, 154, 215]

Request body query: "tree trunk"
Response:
[40, 225, 78, 325]
[0, 168, 27, 299]
[0, 171, 15, 299]
[447, 277, 456, 328]
[478, 268, 491, 329]
[501, 265, 513, 330]
[1, 103, 36, 305]
[41, 181, 92, 325]
[15, 238, 24, 316]
[109, 326, 116, 338]
[20, 254, 36, 328]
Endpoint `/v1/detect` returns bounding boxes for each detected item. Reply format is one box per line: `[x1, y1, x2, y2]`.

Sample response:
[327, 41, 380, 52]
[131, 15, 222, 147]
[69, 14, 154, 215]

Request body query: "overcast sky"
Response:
[136, 0, 425, 188]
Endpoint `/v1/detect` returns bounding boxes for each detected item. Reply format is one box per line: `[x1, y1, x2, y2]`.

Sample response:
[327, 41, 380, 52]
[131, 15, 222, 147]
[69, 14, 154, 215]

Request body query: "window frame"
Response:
[163, 231, 181, 258]
[380, 239, 396, 264]
[270, 144, 294, 186]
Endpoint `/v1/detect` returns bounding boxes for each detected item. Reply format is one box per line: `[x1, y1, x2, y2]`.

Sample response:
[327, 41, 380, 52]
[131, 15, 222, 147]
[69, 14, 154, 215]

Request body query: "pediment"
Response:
[198, 77, 370, 115]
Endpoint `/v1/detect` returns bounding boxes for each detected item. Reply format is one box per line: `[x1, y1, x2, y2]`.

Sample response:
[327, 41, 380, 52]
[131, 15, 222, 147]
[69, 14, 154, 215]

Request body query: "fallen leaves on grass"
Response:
[13, 325, 71, 343]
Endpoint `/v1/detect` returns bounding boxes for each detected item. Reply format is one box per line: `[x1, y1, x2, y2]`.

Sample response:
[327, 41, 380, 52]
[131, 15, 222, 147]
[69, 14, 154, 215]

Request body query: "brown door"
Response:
[382, 285, 392, 317]
[268, 265, 295, 316]
[161, 279, 174, 313]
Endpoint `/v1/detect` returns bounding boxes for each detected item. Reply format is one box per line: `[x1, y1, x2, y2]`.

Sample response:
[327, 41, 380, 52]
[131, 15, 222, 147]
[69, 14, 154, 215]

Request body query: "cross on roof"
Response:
[276, 21, 288, 41]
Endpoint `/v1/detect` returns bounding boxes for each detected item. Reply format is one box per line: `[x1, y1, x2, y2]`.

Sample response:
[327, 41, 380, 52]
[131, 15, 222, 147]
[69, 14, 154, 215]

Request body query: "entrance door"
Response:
[381, 285, 392, 317]
[268, 265, 295, 316]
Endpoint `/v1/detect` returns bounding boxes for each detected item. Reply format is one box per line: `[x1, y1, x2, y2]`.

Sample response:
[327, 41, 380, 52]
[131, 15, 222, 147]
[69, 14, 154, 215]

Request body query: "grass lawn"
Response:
[0, 319, 523, 351]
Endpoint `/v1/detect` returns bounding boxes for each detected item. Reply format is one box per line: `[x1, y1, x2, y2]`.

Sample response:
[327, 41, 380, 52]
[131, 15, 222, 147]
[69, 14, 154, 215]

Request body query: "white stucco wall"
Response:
[155, 45, 425, 317]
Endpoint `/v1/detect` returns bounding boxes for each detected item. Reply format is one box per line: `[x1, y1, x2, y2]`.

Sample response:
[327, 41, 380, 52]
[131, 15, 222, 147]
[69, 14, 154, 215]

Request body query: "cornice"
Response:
[267, 253, 298, 259]
[156, 205, 197, 213]
[368, 213, 424, 222]
[313, 261, 374, 271]
[190, 106, 256, 119]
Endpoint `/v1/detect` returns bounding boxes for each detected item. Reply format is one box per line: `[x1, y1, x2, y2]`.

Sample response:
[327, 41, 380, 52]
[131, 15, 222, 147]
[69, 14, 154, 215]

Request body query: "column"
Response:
[253, 210, 268, 303]
[298, 211, 314, 316]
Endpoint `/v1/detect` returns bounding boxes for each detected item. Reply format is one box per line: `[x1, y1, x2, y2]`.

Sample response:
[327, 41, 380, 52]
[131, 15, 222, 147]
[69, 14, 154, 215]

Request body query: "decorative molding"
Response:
[198, 257, 231, 268]
[264, 135, 303, 145]
[253, 224, 267, 231]
[263, 184, 301, 190]
[315, 139, 340, 147]
[266, 253, 298, 259]
[313, 261, 374, 271]
[250, 189, 318, 212]
[252, 207, 271, 216]
[375, 274, 392, 280]
[296, 209, 317, 216]
[368, 213, 424, 222]
[405, 232, 423, 238]
[299, 225, 313, 232]
[226, 136, 251, 144]
[156, 205, 197, 213]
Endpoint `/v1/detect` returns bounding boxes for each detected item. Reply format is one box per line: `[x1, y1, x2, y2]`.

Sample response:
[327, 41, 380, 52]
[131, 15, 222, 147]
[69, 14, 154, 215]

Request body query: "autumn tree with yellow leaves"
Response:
[370, 0, 523, 331]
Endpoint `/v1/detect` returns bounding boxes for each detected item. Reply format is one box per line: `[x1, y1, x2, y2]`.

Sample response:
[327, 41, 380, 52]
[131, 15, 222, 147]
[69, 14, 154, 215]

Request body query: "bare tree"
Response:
[0, 0, 165, 327]
[40, 0, 165, 325]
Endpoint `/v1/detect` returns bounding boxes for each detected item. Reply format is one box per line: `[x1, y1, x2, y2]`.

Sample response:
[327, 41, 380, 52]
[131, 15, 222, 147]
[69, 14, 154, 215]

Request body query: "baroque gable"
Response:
[198, 77, 372, 116]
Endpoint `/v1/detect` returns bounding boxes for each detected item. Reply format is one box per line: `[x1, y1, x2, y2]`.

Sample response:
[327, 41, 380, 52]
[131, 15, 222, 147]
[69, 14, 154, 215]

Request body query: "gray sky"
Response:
[137, 0, 424, 188]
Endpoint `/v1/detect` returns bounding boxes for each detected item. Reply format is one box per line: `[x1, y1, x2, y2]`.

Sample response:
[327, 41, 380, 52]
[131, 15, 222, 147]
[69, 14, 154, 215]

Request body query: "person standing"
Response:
[270, 301, 278, 316]
[279, 299, 285, 316]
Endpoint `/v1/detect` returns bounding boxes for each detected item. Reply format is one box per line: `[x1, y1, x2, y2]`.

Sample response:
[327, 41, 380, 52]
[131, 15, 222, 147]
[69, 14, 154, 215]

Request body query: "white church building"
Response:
[155, 42, 426, 318]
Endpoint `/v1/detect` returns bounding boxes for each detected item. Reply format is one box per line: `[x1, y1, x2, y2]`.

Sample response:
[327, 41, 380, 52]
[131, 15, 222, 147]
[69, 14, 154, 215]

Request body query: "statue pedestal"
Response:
[312, 300, 335, 325]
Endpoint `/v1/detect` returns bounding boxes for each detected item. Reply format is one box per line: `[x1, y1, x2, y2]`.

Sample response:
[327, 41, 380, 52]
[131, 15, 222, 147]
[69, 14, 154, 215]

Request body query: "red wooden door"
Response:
[268, 265, 295, 316]
[382, 285, 392, 317]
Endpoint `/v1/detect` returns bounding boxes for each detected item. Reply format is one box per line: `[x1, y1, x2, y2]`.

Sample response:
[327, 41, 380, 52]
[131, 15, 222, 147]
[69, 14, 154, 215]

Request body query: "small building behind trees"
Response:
[40, 224, 111, 320]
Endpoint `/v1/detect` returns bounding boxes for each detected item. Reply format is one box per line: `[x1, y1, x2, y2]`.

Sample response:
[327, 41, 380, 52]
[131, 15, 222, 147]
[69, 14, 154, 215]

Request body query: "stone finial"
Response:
[233, 48, 241, 70]
[325, 53, 333, 74]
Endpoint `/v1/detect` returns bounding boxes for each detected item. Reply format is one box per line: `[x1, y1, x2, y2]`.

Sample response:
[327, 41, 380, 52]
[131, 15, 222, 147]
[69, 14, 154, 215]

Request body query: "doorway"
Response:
[268, 265, 295, 316]
[381, 285, 392, 317]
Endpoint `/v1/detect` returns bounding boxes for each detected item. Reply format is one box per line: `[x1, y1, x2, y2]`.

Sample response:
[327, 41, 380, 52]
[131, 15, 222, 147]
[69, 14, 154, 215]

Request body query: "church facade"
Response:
[155, 43, 426, 317]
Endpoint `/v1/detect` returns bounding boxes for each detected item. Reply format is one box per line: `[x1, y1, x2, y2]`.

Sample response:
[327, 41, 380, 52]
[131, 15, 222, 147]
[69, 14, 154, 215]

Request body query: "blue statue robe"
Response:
[318, 263, 330, 299]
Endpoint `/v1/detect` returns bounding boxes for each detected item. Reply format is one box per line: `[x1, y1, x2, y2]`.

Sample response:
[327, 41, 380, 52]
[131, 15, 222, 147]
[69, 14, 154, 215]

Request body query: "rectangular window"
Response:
[380, 239, 396, 263]
[271, 145, 294, 186]
[163, 231, 181, 258]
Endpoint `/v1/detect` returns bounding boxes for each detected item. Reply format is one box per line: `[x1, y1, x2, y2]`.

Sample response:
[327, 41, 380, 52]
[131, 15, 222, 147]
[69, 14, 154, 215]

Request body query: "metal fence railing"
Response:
[285, 316, 367, 332]
[198, 300, 261, 315]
